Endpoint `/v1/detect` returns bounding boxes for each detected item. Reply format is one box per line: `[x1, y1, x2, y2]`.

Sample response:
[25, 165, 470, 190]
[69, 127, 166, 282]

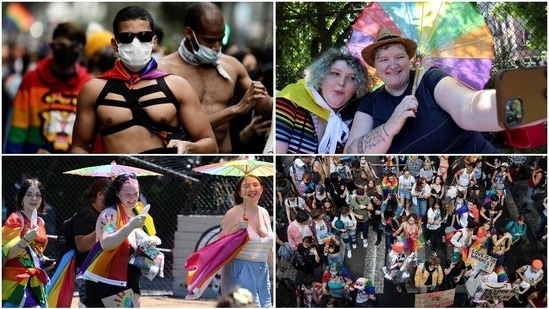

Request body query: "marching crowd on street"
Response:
[275, 155, 547, 308]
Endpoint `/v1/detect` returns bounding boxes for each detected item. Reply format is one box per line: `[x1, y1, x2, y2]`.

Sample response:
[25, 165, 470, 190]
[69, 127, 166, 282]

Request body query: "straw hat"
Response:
[361, 27, 417, 67]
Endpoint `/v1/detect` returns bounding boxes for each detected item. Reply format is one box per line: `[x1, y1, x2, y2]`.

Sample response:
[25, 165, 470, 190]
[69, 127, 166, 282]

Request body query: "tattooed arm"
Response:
[344, 112, 393, 154]
[345, 93, 418, 153]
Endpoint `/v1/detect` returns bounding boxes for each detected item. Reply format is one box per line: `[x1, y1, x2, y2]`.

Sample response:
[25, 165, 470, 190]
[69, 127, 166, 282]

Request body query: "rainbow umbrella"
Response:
[192, 159, 274, 177]
[46, 249, 76, 308]
[348, 2, 495, 91]
[63, 160, 162, 179]
[185, 229, 249, 299]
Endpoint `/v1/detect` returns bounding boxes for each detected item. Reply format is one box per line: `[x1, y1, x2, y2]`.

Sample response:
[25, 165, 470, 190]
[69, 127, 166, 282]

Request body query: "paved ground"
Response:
[276, 177, 547, 307]
[70, 296, 217, 308]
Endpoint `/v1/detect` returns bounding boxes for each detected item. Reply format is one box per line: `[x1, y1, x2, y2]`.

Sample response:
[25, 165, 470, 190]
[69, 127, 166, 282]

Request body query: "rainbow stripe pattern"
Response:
[3, 3, 34, 32]
[348, 2, 494, 90]
[46, 250, 76, 308]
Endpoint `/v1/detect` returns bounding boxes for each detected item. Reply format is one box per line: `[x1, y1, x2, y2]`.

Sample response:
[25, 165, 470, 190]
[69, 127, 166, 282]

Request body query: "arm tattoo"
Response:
[348, 126, 387, 152]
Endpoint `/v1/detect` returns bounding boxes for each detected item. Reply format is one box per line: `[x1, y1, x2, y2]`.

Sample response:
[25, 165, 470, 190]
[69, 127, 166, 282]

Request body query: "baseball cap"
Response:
[294, 158, 305, 167]
[443, 196, 453, 204]
[316, 184, 325, 194]
[532, 259, 543, 269]
[85, 30, 114, 60]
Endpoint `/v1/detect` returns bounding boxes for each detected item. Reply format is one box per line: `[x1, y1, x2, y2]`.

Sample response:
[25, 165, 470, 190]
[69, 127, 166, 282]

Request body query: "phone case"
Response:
[495, 66, 547, 129]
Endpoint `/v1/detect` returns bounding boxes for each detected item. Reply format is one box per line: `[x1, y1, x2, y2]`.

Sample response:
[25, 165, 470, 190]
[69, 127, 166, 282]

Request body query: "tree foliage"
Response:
[276, 2, 366, 90]
[491, 2, 547, 51]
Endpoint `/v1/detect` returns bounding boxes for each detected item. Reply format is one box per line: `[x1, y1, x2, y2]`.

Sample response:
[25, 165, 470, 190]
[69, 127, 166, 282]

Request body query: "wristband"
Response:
[17, 243, 25, 249]
[22, 236, 30, 242]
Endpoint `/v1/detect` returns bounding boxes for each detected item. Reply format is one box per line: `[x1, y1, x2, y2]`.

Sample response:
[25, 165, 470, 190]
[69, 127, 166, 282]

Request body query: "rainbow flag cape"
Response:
[185, 229, 249, 299]
[46, 249, 76, 307]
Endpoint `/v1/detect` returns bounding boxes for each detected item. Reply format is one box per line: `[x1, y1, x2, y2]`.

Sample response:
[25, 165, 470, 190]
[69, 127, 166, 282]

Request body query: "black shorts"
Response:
[84, 264, 142, 307]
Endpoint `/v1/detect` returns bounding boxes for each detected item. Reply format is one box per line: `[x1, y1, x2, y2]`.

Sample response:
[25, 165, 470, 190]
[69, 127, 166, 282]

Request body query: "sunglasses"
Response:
[118, 172, 138, 182]
[117, 31, 154, 44]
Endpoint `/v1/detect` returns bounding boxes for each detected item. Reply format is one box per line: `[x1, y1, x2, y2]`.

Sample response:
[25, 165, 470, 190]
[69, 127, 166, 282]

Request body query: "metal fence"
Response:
[1, 155, 273, 293]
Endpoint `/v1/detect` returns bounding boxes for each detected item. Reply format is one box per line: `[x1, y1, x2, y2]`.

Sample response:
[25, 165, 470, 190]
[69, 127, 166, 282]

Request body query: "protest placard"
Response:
[480, 282, 514, 301]
[415, 288, 455, 307]
[468, 248, 497, 273]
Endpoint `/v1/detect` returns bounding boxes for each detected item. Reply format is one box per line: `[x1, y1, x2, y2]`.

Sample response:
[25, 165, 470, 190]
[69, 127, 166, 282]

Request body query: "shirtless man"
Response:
[71, 6, 217, 154]
[157, 2, 272, 153]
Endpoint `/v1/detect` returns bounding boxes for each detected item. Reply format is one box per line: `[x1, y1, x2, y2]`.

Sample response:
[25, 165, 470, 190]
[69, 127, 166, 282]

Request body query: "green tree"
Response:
[276, 2, 365, 90]
[491, 2, 547, 51]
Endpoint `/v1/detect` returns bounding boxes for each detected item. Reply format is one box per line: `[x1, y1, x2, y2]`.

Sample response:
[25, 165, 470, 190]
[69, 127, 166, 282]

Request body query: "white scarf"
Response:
[177, 38, 231, 80]
[309, 87, 349, 154]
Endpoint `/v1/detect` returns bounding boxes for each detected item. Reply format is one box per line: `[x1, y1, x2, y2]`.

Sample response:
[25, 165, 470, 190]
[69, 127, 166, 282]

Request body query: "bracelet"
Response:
[382, 124, 390, 137]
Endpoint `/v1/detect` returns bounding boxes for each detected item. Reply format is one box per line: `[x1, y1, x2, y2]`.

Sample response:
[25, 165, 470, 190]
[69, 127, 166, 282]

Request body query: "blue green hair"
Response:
[304, 47, 370, 97]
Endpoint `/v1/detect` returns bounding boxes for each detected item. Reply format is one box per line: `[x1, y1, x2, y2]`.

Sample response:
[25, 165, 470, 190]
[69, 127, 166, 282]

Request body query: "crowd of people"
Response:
[276, 155, 547, 307]
[2, 3, 273, 155]
[2, 171, 274, 308]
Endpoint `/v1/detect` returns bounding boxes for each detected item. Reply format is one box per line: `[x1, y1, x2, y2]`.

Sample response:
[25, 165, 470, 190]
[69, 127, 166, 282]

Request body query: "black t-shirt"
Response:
[482, 202, 503, 220]
[72, 204, 101, 268]
[357, 67, 498, 153]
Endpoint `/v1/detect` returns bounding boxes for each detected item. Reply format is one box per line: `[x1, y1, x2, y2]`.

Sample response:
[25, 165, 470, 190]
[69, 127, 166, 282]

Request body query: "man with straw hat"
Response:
[344, 27, 523, 154]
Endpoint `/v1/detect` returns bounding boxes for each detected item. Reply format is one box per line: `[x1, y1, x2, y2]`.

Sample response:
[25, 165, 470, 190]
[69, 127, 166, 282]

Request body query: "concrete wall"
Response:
[172, 215, 224, 299]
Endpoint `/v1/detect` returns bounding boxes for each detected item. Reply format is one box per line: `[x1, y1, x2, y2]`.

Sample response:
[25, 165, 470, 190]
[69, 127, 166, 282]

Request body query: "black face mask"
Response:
[95, 51, 117, 72]
[52, 46, 79, 70]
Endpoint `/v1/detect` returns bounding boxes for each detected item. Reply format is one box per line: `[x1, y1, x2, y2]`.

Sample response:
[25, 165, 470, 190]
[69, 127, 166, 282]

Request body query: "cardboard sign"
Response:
[415, 288, 456, 307]
[468, 248, 497, 273]
[101, 288, 134, 307]
[480, 282, 514, 301]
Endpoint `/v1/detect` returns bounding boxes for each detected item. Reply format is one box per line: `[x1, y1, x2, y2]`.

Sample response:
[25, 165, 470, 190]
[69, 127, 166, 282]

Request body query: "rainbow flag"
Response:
[3, 3, 34, 32]
[46, 249, 76, 308]
[495, 265, 509, 283]
[185, 229, 249, 299]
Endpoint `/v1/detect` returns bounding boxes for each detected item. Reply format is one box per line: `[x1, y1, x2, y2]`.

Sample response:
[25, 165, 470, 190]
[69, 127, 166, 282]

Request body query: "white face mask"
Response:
[117, 38, 152, 72]
[330, 270, 337, 276]
[191, 30, 221, 65]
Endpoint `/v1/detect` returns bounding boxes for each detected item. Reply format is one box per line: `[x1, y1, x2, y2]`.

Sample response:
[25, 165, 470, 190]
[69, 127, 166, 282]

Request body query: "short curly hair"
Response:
[304, 47, 370, 98]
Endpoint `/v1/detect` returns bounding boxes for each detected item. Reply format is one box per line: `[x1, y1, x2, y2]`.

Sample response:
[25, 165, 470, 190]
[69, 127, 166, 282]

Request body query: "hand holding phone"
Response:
[496, 66, 547, 129]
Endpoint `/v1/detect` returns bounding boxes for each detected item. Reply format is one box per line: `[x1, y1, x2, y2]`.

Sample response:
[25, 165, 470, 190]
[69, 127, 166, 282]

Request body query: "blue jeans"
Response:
[341, 229, 357, 251]
[525, 186, 535, 210]
[385, 234, 395, 254]
[356, 221, 370, 241]
[538, 212, 547, 236]
[413, 198, 428, 217]
[221, 258, 271, 308]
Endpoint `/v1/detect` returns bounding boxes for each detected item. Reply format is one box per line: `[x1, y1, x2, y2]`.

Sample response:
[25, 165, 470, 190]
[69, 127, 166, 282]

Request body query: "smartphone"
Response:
[42, 258, 56, 268]
[496, 66, 547, 129]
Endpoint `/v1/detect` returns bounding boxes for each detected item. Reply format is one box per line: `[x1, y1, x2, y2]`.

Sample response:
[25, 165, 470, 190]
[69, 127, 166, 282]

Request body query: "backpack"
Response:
[58, 212, 77, 255]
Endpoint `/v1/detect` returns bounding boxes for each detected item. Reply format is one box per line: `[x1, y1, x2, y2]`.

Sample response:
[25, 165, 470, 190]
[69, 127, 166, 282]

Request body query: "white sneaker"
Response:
[347, 250, 352, 259]
[352, 244, 357, 249]
[363, 239, 368, 247]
